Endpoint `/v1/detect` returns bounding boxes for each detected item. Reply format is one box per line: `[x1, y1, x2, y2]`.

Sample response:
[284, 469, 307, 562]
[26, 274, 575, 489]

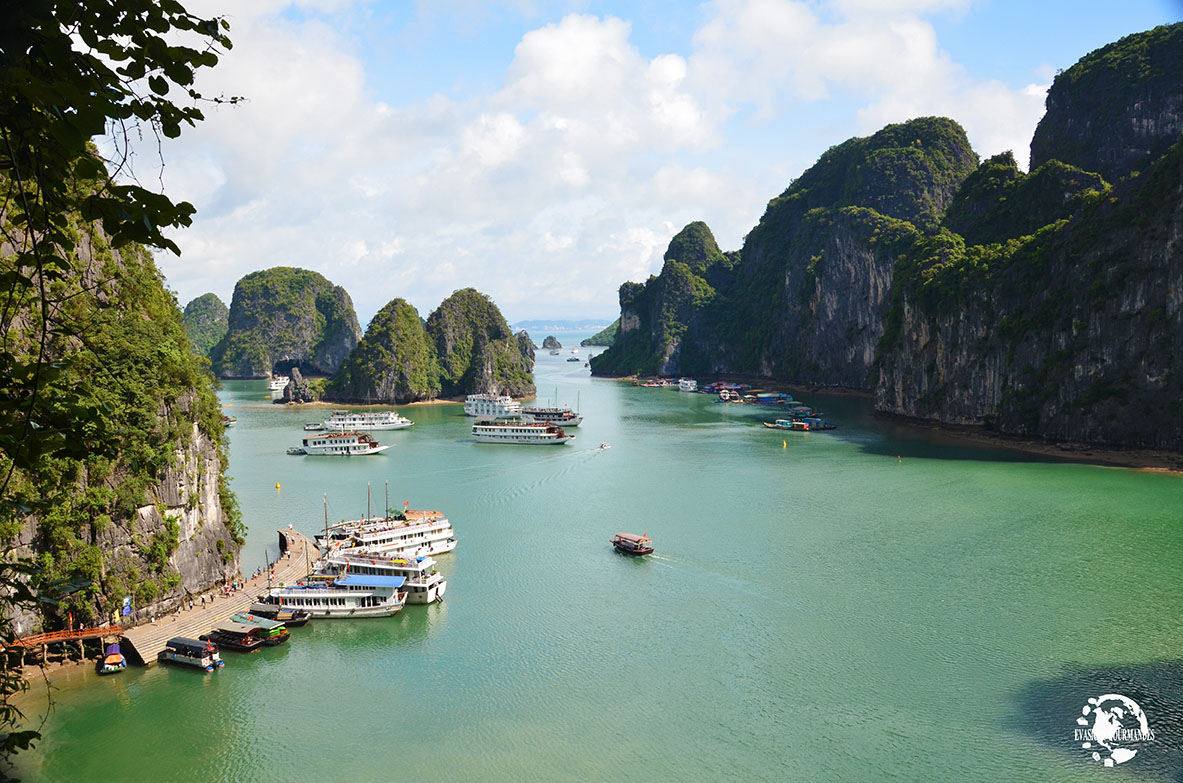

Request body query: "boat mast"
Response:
[323, 493, 328, 548]
[385, 480, 389, 520]
[367, 482, 371, 522]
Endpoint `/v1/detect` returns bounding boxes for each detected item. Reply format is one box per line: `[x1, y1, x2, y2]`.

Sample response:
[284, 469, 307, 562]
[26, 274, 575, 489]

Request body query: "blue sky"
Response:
[153, 0, 1181, 326]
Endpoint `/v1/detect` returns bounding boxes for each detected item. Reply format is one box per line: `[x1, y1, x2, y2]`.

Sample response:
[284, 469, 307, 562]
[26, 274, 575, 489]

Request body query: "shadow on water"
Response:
[799, 393, 1075, 465]
[1010, 660, 1183, 780]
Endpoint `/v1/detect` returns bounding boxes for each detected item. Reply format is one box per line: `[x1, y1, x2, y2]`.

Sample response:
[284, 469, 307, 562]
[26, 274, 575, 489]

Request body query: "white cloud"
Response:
[140, 1, 1054, 326]
[689, 0, 1046, 165]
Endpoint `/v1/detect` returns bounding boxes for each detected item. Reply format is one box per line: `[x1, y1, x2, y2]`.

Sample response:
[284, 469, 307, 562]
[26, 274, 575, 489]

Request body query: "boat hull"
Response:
[611, 541, 654, 556]
[303, 444, 391, 456]
[472, 433, 573, 444]
[322, 421, 413, 431]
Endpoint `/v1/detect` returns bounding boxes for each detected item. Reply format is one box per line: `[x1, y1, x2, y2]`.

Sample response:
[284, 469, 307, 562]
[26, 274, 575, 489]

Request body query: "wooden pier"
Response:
[121, 529, 317, 665]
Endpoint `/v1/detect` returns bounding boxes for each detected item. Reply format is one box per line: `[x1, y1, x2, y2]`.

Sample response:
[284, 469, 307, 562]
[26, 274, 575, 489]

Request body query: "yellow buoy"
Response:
[782, 440, 786, 449]
[276, 482, 281, 490]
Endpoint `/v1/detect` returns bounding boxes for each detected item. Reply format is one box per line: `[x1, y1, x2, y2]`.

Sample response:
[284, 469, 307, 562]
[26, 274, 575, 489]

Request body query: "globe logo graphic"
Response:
[1075, 694, 1152, 767]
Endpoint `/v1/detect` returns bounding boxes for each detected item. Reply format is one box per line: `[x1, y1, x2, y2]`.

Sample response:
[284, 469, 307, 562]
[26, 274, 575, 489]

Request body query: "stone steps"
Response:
[122, 530, 314, 665]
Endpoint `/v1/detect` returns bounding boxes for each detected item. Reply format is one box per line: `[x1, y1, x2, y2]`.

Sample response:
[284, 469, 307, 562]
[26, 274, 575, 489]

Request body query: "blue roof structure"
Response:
[335, 574, 406, 588]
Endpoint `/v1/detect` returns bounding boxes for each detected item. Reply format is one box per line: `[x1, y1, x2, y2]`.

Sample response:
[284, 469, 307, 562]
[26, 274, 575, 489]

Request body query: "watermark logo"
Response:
[1074, 694, 1154, 767]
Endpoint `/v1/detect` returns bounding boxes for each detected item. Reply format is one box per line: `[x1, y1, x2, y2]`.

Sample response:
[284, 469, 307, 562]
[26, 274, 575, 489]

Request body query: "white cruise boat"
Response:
[315, 552, 447, 604]
[464, 393, 523, 420]
[258, 574, 407, 618]
[316, 509, 457, 558]
[521, 406, 583, 427]
[268, 375, 290, 391]
[678, 378, 698, 392]
[472, 416, 574, 445]
[301, 431, 390, 456]
[322, 409, 414, 431]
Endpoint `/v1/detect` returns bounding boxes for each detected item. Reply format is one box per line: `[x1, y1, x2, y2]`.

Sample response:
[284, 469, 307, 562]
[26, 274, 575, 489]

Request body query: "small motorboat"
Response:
[303, 422, 324, 431]
[610, 532, 653, 556]
[201, 624, 266, 652]
[248, 602, 312, 627]
[286, 447, 307, 455]
[97, 642, 126, 675]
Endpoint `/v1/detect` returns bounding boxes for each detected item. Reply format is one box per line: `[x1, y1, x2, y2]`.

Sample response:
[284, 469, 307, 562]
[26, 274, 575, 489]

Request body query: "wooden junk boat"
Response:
[610, 532, 654, 556]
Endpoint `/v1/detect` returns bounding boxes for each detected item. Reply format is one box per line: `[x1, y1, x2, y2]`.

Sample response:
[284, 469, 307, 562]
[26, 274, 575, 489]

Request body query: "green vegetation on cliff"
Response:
[1, 214, 241, 627]
[592, 221, 730, 376]
[426, 289, 535, 396]
[426, 289, 534, 397]
[326, 299, 441, 403]
[542, 335, 562, 349]
[182, 293, 229, 357]
[211, 267, 362, 378]
[1031, 23, 1183, 180]
[581, 319, 619, 346]
[943, 153, 1109, 246]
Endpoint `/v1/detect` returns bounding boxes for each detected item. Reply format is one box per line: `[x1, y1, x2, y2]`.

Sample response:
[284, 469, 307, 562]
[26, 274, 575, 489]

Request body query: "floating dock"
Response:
[121, 529, 317, 665]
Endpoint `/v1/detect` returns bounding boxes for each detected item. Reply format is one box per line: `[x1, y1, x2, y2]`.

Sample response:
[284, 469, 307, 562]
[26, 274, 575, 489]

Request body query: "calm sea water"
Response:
[15, 339, 1183, 782]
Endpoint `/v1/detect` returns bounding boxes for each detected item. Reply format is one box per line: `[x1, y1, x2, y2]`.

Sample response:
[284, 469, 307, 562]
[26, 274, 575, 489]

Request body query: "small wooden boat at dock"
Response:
[248, 602, 312, 627]
[230, 613, 291, 645]
[202, 623, 266, 653]
[610, 532, 654, 556]
[97, 642, 126, 675]
[157, 637, 224, 671]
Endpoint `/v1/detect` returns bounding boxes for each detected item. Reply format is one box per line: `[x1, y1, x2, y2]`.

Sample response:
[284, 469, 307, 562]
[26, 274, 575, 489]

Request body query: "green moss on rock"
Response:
[181, 293, 228, 357]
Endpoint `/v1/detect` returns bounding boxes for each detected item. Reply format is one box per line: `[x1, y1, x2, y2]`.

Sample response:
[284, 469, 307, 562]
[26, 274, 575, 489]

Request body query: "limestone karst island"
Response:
[2, 5, 1181, 781]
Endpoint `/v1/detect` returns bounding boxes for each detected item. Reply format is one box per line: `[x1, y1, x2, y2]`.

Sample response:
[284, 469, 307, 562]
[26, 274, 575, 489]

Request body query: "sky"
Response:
[134, 0, 1182, 327]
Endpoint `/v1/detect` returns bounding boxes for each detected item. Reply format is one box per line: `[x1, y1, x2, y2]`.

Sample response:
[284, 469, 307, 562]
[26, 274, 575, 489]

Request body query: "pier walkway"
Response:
[122, 529, 316, 665]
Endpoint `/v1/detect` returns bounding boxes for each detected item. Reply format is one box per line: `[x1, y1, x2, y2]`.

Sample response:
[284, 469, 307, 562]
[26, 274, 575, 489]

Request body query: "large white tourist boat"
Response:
[463, 393, 522, 420]
[268, 375, 290, 391]
[258, 574, 408, 618]
[678, 378, 698, 392]
[472, 416, 574, 445]
[316, 509, 457, 558]
[300, 431, 390, 456]
[314, 552, 447, 604]
[322, 409, 414, 430]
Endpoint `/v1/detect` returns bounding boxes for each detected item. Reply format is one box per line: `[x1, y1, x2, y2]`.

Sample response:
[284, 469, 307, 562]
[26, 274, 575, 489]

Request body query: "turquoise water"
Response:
[15, 343, 1183, 781]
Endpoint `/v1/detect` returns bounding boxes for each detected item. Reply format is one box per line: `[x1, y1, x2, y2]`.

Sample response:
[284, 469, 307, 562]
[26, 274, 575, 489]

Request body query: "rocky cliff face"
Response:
[279, 367, 320, 404]
[593, 118, 976, 381]
[1, 217, 241, 636]
[593, 24, 1183, 451]
[542, 335, 562, 349]
[181, 292, 228, 357]
[1030, 23, 1183, 182]
[877, 138, 1183, 449]
[211, 267, 362, 378]
[427, 288, 535, 397]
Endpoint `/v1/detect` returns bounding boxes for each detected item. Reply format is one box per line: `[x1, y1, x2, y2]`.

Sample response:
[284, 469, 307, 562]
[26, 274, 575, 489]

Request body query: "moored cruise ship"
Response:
[268, 375, 290, 391]
[258, 574, 407, 618]
[472, 416, 574, 445]
[300, 431, 390, 456]
[316, 509, 457, 558]
[464, 393, 523, 420]
[314, 552, 447, 604]
[521, 405, 583, 427]
[322, 409, 414, 430]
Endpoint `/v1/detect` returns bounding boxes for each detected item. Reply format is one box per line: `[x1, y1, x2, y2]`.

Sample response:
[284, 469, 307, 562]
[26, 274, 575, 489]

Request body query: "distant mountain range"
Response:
[511, 319, 614, 333]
